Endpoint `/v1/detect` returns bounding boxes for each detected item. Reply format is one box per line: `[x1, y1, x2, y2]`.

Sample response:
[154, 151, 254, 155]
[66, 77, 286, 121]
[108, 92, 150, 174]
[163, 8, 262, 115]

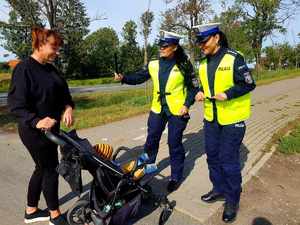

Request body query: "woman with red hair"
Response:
[8, 27, 74, 225]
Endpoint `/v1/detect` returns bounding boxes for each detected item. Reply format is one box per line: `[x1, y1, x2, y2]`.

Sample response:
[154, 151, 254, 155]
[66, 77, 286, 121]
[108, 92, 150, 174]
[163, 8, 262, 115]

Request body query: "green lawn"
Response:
[0, 88, 152, 132]
[67, 88, 151, 130]
[278, 121, 300, 154]
[0, 73, 11, 93]
[67, 76, 118, 86]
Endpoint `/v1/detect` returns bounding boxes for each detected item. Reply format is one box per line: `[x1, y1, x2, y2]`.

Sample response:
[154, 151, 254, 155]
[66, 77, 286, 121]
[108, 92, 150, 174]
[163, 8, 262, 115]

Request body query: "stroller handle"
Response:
[45, 130, 67, 147]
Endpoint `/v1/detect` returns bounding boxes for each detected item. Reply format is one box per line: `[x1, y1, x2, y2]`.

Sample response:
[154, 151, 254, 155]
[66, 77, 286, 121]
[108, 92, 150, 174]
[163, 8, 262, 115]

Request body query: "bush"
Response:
[0, 79, 10, 92]
[0, 62, 10, 73]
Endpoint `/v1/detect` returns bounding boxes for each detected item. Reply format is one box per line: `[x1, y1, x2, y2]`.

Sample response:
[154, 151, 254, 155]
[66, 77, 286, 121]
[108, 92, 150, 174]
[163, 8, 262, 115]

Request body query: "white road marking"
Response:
[133, 135, 146, 141]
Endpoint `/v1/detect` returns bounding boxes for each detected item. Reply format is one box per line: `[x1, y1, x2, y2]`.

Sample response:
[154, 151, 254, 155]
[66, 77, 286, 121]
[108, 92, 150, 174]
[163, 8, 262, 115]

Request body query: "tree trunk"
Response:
[188, 36, 195, 65]
[44, 0, 57, 29]
[143, 37, 148, 66]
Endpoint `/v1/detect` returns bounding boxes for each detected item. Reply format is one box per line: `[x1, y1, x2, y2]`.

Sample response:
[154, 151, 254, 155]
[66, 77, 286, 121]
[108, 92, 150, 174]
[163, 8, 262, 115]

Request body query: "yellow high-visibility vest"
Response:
[199, 53, 251, 125]
[148, 60, 187, 116]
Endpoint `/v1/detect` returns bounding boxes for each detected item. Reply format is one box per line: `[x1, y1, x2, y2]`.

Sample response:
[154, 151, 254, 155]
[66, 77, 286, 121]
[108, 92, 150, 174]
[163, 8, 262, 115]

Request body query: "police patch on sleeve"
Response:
[192, 77, 199, 88]
[244, 71, 253, 84]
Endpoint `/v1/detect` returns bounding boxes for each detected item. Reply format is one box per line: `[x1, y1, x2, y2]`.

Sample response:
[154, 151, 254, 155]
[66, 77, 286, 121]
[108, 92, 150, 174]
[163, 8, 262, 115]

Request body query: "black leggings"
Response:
[18, 125, 59, 210]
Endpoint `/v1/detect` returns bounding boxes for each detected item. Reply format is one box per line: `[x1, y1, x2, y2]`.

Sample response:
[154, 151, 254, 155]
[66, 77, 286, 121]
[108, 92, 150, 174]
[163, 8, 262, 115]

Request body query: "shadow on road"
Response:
[54, 127, 250, 225]
[252, 217, 273, 225]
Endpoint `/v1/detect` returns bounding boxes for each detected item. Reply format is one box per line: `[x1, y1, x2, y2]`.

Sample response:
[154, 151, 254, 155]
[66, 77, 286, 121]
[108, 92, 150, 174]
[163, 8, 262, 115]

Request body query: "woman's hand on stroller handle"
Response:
[44, 130, 67, 147]
[36, 117, 57, 130]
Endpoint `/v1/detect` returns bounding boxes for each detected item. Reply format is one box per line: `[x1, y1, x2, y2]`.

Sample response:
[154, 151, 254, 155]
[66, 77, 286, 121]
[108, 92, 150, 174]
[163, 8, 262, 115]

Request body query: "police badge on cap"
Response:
[158, 30, 184, 47]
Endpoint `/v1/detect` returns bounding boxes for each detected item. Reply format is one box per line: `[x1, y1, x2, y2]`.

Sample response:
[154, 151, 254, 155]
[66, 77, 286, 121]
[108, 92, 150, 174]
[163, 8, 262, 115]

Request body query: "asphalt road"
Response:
[0, 82, 147, 106]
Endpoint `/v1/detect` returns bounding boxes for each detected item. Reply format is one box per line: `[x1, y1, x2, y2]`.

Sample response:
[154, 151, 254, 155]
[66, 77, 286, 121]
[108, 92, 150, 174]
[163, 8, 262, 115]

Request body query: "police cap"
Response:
[193, 22, 221, 44]
[158, 30, 184, 47]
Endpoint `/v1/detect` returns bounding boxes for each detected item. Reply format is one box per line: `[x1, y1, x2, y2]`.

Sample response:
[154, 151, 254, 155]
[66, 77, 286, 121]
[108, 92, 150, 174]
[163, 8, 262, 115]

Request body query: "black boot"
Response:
[222, 202, 239, 223]
[201, 190, 225, 203]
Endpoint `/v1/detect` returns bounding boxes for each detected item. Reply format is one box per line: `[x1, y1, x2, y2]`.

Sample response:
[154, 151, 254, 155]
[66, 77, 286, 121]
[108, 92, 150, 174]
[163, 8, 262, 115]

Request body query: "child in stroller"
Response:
[45, 129, 174, 225]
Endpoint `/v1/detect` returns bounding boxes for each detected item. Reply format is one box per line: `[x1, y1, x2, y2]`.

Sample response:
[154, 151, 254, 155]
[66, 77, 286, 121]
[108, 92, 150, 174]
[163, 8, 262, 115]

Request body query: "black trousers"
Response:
[18, 124, 59, 210]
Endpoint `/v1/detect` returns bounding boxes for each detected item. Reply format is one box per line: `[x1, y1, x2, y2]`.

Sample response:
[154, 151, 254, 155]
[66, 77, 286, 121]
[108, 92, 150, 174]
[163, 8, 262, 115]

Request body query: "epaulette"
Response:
[226, 48, 244, 58]
[226, 48, 238, 56]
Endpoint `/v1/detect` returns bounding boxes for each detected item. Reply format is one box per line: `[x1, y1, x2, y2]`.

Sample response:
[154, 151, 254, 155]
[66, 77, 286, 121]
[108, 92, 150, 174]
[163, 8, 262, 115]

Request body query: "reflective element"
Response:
[121, 152, 157, 180]
[103, 204, 111, 213]
[244, 72, 254, 84]
[132, 163, 158, 181]
[137, 153, 150, 166]
[192, 77, 200, 88]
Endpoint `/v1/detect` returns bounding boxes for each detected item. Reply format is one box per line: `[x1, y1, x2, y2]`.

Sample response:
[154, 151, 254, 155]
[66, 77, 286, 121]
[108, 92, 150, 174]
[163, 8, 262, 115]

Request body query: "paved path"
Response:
[0, 77, 300, 225]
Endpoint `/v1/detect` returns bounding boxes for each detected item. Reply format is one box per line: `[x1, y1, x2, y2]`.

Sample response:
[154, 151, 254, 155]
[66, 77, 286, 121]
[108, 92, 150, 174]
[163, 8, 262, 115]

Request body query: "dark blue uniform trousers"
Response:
[144, 111, 188, 181]
[204, 119, 246, 205]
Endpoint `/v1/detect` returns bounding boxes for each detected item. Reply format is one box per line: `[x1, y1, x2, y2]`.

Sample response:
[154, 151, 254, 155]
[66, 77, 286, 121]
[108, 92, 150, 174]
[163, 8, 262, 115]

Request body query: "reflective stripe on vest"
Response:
[199, 54, 251, 125]
[148, 60, 187, 116]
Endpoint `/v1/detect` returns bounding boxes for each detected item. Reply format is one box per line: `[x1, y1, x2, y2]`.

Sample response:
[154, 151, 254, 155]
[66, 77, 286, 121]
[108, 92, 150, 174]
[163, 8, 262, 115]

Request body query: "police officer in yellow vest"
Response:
[114, 30, 199, 192]
[193, 23, 256, 223]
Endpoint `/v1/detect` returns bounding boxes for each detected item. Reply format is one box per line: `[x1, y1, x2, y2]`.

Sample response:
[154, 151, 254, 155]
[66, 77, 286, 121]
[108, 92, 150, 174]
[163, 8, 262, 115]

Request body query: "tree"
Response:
[140, 10, 154, 65]
[0, 1, 42, 59]
[161, 0, 212, 64]
[263, 43, 297, 69]
[1, 0, 90, 78]
[295, 43, 300, 68]
[264, 45, 279, 69]
[236, 0, 300, 68]
[82, 27, 119, 77]
[214, 1, 254, 62]
[56, 0, 90, 77]
[120, 20, 143, 73]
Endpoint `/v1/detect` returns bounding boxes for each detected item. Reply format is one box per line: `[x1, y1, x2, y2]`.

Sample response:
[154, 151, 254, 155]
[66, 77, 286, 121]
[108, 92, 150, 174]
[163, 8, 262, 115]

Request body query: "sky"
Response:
[0, 0, 299, 62]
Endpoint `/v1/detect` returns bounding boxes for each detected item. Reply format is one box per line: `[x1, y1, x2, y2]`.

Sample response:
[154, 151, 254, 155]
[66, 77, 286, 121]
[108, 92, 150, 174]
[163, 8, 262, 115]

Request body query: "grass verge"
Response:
[0, 88, 152, 132]
[67, 77, 117, 86]
[0, 73, 117, 92]
[0, 73, 11, 93]
[277, 119, 300, 154]
[263, 117, 300, 154]
[255, 68, 300, 86]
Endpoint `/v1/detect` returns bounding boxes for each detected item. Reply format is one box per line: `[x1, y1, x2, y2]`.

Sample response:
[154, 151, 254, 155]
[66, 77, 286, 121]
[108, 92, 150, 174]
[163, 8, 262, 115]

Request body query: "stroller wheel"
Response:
[158, 206, 173, 225]
[67, 200, 89, 225]
[158, 198, 175, 225]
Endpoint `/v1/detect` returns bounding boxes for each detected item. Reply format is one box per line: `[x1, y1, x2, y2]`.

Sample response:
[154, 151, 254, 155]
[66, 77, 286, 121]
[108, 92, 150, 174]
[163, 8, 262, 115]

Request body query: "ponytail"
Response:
[217, 31, 229, 48]
[174, 45, 194, 78]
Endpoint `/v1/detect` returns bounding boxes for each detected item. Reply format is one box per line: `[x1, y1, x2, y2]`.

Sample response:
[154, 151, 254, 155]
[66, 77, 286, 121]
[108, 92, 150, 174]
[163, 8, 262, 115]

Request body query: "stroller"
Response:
[45, 129, 175, 225]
